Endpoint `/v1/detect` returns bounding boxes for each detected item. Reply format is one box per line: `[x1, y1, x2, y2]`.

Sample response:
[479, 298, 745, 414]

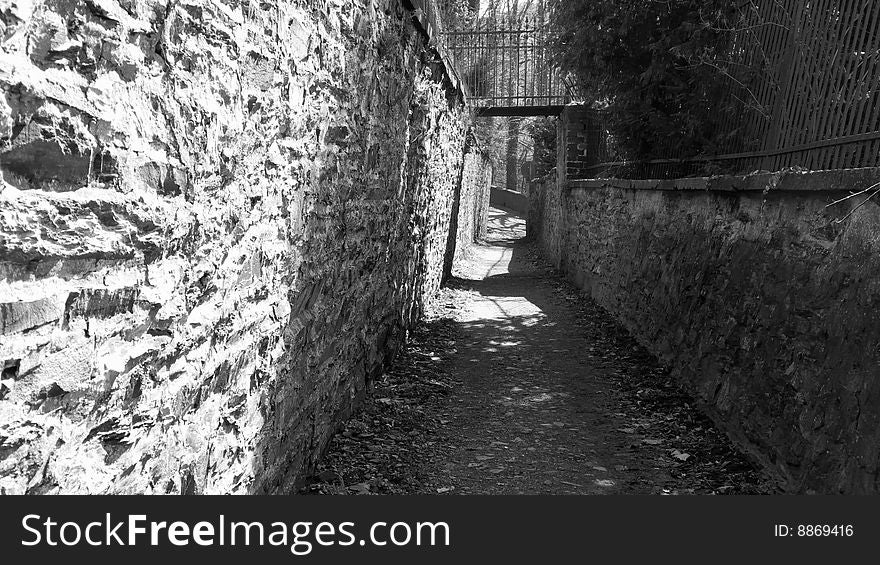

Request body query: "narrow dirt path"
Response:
[302, 208, 774, 495]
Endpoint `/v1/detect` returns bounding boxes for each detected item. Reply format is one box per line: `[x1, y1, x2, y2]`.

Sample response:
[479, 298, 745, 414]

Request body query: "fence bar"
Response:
[441, 13, 573, 113]
[560, 0, 880, 178]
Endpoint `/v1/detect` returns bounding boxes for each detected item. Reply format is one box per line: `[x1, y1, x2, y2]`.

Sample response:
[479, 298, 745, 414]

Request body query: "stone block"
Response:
[0, 296, 64, 335]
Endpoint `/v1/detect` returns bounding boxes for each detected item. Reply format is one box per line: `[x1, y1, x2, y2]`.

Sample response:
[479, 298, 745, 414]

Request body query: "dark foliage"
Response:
[526, 118, 556, 178]
[549, 0, 748, 164]
[438, 0, 480, 32]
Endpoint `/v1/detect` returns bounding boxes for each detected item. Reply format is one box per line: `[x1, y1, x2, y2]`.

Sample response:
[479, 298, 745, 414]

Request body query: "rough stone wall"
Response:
[531, 170, 880, 494]
[450, 147, 490, 262]
[528, 170, 561, 259]
[467, 151, 491, 243]
[0, 0, 478, 494]
[444, 144, 490, 278]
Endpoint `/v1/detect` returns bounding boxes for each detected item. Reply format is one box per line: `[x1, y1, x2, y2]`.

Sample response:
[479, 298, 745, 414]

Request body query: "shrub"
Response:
[549, 0, 747, 165]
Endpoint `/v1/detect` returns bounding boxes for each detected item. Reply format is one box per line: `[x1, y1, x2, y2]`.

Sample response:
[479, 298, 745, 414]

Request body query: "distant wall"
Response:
[490, 187, 529, 216]
[531, 169, 880, 493]
[447, 147, 492, 271]
[0, 0, 484, 494]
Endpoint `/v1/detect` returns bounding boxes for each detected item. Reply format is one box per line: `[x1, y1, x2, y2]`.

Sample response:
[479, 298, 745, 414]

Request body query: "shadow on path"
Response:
[301, 207, 774, 495]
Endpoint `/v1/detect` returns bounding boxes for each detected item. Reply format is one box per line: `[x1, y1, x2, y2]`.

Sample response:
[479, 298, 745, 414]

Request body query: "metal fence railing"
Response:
[584, 0, 880, 179]
[442, 16, 573, 115]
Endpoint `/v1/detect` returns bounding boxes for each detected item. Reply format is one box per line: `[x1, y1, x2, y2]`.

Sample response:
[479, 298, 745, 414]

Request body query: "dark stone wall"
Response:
[531, 170, 880, 493]
[490, 187, 529, 215]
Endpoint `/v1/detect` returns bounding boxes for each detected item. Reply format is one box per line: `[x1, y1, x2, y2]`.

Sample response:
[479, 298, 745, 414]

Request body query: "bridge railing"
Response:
[442, 16, 573, 115]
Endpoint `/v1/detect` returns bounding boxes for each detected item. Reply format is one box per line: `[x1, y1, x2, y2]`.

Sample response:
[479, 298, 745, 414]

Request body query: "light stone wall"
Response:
[0, 0, 482, 494]
[450, 147, 491, 264]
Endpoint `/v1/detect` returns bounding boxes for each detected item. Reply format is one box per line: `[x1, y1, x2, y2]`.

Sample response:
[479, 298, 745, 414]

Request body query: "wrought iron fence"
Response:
[583, 0, 880, 179]
[442, 16, 573, 115]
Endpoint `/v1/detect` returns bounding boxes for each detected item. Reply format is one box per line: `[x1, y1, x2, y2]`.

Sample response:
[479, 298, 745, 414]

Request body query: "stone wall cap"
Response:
[566, 167, 880, 194]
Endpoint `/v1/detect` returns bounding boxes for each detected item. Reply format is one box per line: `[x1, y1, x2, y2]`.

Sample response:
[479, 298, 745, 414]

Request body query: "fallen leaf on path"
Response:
[348, 483, 371, 494]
